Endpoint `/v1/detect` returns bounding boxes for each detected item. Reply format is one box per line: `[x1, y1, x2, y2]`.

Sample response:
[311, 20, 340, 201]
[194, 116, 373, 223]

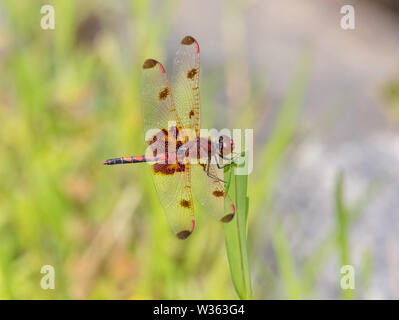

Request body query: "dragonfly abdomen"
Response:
[103, 154, 164, 165]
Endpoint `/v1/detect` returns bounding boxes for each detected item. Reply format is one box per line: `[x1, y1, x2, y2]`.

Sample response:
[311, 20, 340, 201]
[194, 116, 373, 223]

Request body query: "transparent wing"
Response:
[142, 58, 183, 135]
[171, 35, 200, 136]
[141, 58, 194, 239]
[151, 162, 194, 239]
[191, 162, 235, 223]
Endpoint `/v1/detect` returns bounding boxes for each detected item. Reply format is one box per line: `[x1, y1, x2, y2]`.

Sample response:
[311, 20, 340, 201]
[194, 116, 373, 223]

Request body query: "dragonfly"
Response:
[103, 36, 236, 239]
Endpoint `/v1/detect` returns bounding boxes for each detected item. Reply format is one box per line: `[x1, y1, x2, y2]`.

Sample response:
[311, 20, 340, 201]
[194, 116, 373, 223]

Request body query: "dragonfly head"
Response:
[218, 135, 234, 157]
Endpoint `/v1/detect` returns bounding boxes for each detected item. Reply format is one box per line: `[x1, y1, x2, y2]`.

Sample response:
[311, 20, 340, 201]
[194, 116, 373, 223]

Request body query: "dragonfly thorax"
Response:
[218, 135, 234, 157]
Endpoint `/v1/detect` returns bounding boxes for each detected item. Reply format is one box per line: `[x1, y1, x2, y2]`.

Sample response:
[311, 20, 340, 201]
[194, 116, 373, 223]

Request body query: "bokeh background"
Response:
[0, 0, 399, 299]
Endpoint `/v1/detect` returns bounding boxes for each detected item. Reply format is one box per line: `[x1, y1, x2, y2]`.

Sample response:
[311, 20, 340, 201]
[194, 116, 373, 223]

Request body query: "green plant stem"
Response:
[223, 153, 252, 300]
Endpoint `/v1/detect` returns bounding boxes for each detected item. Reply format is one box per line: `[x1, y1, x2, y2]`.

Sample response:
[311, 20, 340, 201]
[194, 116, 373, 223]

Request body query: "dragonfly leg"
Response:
[220, 152, 242, 162]
[206, 159, 225, 183]
[215, 155, 232, 169]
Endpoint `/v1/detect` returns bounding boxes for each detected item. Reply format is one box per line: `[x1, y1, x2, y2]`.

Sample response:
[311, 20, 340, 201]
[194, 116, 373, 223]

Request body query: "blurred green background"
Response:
[0, 0, 399, 299]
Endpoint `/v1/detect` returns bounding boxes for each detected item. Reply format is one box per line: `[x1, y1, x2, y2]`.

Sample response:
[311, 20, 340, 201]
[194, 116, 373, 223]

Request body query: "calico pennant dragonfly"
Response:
[103, 36, 236, 239]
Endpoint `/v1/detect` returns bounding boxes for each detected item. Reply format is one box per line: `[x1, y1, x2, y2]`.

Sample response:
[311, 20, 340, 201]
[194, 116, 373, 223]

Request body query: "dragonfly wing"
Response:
[152, 164, 195, 239]
[171, 36, 200, 136]
[171, 36, 235, 223]
[142, 58, 183, 135]
[191, 162, 235, 223]
[141, 59, 194, 239]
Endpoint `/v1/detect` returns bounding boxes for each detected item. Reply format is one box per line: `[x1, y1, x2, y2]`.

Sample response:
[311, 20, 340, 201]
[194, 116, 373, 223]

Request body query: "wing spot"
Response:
[159, 87, 170, 100]
[220, 213, 235, 223]
[213, 190, 224, 197]
[180, 199, 191, 208]
[142, 59, 158, 69]
[189, 110, 195, 119]
[181, 35, 196, 45]
[152, 163, 186, 175]
[176, 230, 192, 240]
[187, 68, 198, 80]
